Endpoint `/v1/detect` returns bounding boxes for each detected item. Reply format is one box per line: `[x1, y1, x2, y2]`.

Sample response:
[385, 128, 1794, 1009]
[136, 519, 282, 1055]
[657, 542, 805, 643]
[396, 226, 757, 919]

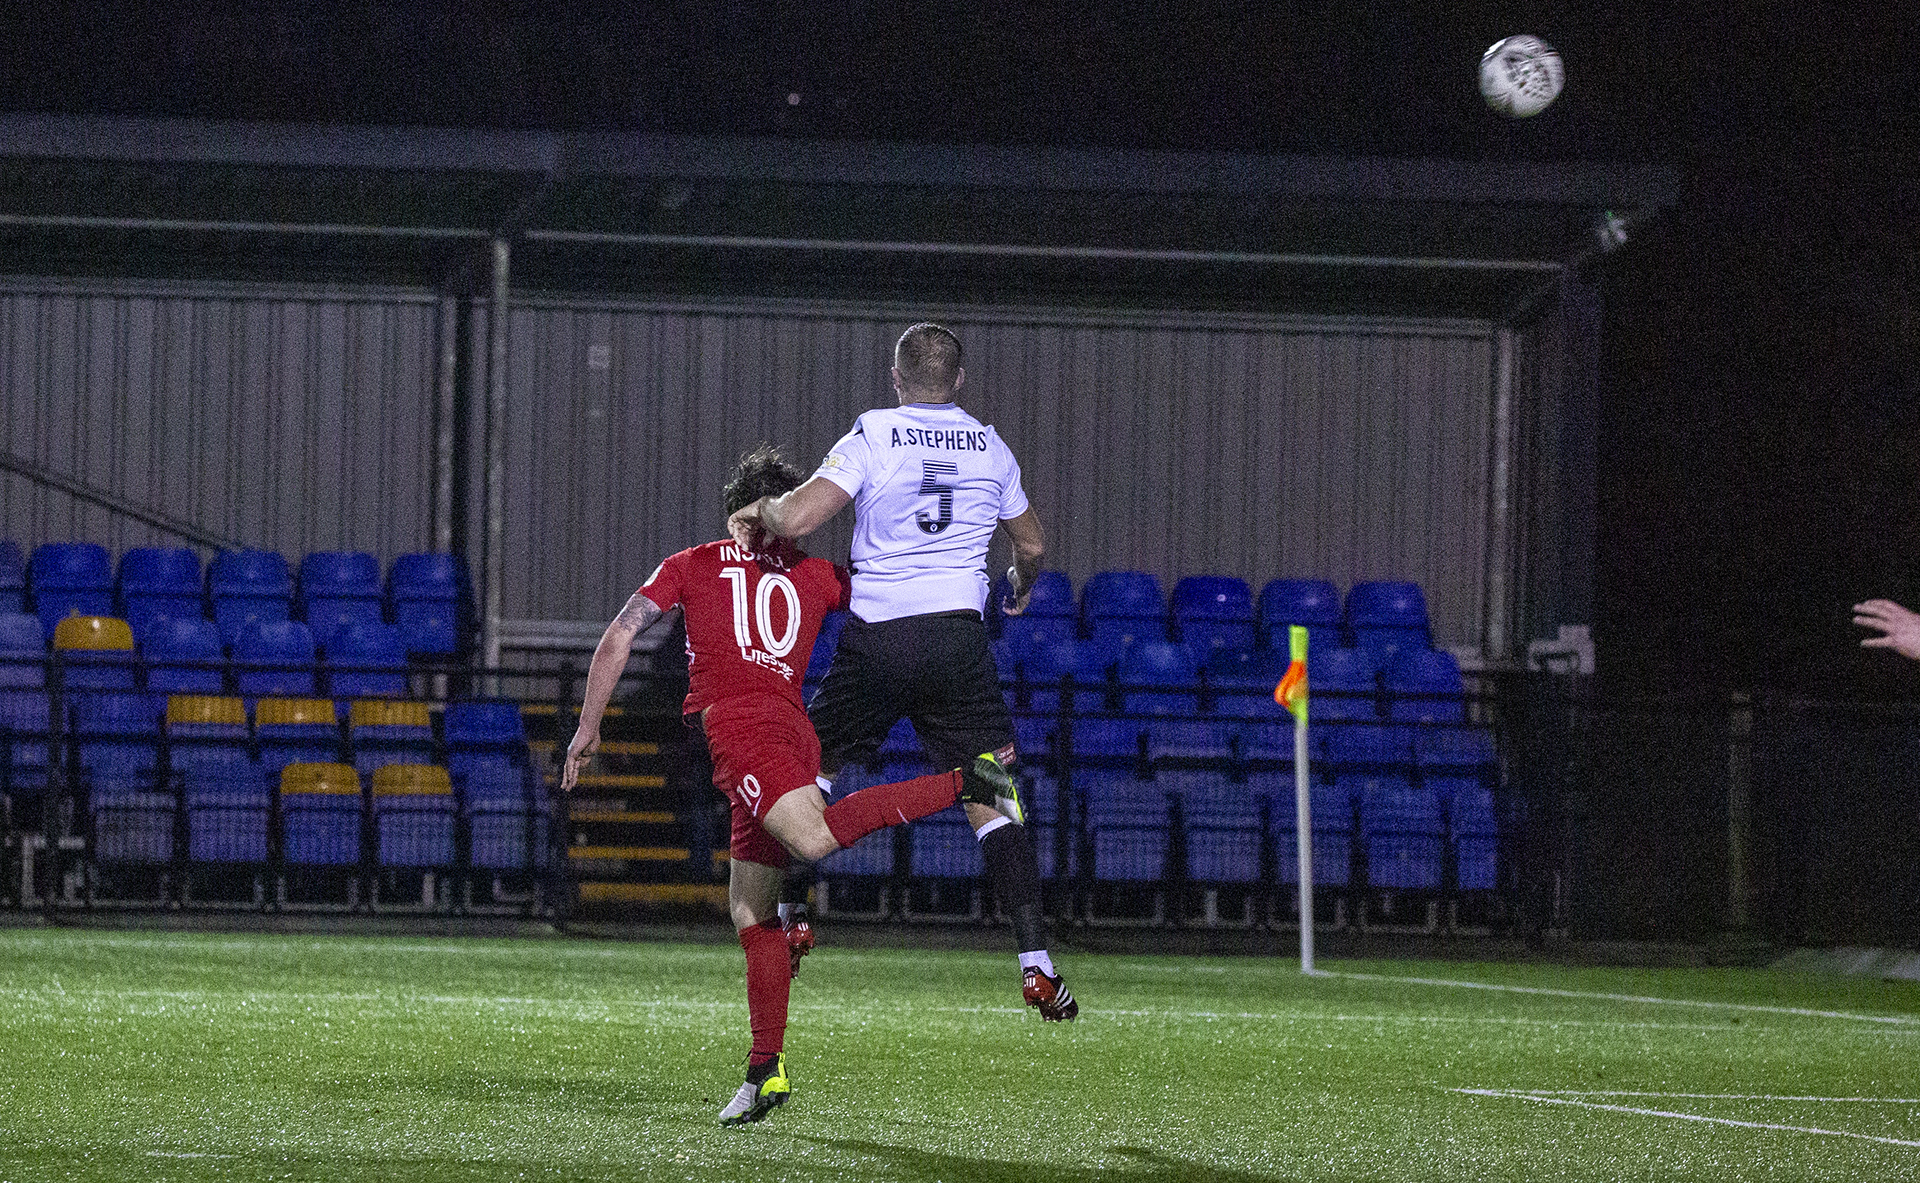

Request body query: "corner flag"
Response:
[1275, 625, 1308, 723]
[1275, 624, 1316, 974]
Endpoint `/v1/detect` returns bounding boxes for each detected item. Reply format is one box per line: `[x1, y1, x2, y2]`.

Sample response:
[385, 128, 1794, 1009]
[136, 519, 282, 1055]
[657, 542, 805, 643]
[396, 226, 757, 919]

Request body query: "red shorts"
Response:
[702, 693, 822, 870]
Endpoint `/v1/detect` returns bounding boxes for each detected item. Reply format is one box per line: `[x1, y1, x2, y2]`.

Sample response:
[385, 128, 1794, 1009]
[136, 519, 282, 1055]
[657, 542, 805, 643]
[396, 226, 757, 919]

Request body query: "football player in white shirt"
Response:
[729, 322, 1075, 1021]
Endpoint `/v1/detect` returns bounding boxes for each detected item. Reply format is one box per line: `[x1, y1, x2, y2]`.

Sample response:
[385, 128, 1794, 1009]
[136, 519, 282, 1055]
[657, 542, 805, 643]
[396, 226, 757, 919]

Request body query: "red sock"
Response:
[740, 919, 789, 1064]
[822, 771, 961, 849]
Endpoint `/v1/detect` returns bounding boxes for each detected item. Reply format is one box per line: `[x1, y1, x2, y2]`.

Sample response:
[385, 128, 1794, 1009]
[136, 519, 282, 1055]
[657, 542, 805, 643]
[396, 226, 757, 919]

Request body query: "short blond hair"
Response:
[894, 322, 962, 395]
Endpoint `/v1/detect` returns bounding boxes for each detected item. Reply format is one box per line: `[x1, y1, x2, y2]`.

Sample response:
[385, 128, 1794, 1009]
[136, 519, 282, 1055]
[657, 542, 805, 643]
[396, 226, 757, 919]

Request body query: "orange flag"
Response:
[1274, 624, 1309, 723]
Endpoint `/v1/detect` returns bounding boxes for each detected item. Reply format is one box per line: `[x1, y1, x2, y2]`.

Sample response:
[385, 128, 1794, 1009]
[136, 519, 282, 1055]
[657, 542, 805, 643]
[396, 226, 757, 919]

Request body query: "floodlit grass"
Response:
[1, 928, 1917, 1181]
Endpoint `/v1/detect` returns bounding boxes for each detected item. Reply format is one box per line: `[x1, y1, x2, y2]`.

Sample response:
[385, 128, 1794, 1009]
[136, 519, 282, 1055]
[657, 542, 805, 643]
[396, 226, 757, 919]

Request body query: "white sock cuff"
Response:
[972, 814, 1014, 841]
[1018, 950, 1057, 978]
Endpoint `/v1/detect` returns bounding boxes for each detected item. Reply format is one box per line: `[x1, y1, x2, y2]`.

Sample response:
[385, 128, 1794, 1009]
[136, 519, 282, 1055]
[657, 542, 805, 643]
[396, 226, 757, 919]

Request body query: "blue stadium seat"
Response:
[210, 549, 293, 647]
[164, 695, 251, 776]
[255, 697, 340, 779]
[1257, 578, 1342, 652]
[74, 690, 162, 795]
[118, 547, 204, 636]
[1262, 772, 1353, 887]
[52, 614, 138, 690]
[1087, 615, 1167, 651]
[1173, 576, 1256, 660]
[29, 543, 114, 637]
[1181, 781, 1267, 885]
[233, 620, 318, 697]
[1359, 776, 1443, 890]
[1310, 648, 1389, 766]
[372, 764, 455, 869]
[1020, 640, 1113, 717]
[997, 614, 1079, 663]
[1345, 580, 1432, 670]
[457, 752, 545, 871]
[184, 760, 270, 864]
[0, 541, 24, 616]
[1023, 570, 1076, 618]
[1081, 570, 1165, 620]
[444, 699, 527, 751]
[326, 622, 409, 699]
[299, 551, 383, 641]
[1204, 647, 1287, 716]
[1085, 776, 1172, 884]
[348, 699, 435, 779]
[1448, 782, 1500, 891]
[387, 552, 468, 654]
[817, 823, 893, 878]
[142, 616, 226, 695]
[1020, 767, 1074, 880]
[990, 569, 1075, 621]
[0, 687, 52, 797]
[907, 803, 983, 880]
[280, 762, 362, 866]
[1173, 575, 1254, 621]
[1120, 642, 1223, 758]
[0, 611, 45, 688]
[445, 701, 537, 863]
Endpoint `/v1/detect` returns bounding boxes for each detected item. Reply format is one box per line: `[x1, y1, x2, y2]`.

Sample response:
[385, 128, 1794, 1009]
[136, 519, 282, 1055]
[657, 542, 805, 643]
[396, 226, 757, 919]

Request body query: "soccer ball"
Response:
[1478, 35, 1564, 118]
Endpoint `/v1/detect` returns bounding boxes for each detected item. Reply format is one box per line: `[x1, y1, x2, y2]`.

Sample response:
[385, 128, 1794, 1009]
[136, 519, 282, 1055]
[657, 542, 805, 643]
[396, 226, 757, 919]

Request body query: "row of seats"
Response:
[993, 644, 1494, 767]
[0, 541, 469, 654]
[2, 613, 421, 699]
[820, 761, 1500, 895]
[986, 571, 1432, 667]
[0, 692, 535, 796]
[90, 759, 549, 872]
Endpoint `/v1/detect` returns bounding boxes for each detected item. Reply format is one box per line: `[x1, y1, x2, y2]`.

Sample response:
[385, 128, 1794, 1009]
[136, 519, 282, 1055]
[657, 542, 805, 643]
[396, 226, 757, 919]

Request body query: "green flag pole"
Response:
[1289, 625, 1314, 974]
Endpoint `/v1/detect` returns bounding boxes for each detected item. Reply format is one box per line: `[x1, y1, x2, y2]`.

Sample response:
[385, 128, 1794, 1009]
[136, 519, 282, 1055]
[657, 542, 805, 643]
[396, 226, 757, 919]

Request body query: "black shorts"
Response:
[808, 609, 1014, 775]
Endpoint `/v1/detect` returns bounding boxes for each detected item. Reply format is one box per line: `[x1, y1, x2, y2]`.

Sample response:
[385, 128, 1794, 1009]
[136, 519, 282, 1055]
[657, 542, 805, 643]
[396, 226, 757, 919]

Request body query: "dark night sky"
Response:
[2, 1, 1916, 692]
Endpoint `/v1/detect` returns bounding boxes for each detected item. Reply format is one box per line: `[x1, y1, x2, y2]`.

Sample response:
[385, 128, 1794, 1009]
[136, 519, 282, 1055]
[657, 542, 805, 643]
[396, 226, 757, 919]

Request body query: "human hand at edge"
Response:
[1853, 598, 1920, 662]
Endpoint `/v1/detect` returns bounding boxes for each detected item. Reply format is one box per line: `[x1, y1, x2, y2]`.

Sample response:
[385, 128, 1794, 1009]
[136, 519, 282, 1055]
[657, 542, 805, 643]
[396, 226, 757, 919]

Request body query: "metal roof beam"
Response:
[0, 114, 1677, 209]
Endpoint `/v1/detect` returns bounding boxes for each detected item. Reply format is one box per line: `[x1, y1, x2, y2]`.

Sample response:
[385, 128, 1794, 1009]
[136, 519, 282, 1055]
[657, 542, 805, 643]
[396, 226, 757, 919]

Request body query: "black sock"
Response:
[779, 864, 814, 914]
[979, 823, 1046, 953]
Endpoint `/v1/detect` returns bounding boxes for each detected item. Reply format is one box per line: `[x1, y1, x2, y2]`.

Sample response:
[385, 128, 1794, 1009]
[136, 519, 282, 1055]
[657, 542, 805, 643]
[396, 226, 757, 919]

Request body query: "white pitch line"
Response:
[1333, 970, 1920, 1026]
[1523, 1091, 1920, 1103]
[1455, 1089, 1920, 1150]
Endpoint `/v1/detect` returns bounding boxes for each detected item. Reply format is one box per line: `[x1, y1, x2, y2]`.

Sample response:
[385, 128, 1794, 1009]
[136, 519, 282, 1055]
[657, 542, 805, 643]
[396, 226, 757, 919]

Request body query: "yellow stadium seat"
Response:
[254, 697, 339, 727]
[349, 699, 431, 729]
[371, 763, 452, 797]
[52, 614, 134, 651]
[279, 762, 361, 796]
[166, 695, 247, 727]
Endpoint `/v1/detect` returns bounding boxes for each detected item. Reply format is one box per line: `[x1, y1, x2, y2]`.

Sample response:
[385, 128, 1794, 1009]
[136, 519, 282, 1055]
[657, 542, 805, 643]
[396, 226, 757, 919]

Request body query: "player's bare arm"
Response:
[999, 507, 1047, 616]
[563, 592, 665, 791]
[729, 476, 852, 548]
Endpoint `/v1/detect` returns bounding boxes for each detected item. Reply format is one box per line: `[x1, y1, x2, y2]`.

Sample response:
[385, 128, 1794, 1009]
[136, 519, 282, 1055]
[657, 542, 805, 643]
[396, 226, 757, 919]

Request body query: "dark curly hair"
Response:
[722, 443, 805, 517]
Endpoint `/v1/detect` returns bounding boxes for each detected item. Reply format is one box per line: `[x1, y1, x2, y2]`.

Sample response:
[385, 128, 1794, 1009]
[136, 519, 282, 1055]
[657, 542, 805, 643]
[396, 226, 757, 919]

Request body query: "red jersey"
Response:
[637, 539, 851, 715]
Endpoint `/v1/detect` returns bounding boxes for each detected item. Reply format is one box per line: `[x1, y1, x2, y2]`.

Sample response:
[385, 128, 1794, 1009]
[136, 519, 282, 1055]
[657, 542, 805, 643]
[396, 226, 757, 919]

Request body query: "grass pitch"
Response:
[1, 928, 1917, 1181]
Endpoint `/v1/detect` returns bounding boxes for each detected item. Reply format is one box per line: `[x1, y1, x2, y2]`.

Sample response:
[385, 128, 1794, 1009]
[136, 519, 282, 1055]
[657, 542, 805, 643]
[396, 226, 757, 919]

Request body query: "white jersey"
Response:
[813, 401, 1030, 623]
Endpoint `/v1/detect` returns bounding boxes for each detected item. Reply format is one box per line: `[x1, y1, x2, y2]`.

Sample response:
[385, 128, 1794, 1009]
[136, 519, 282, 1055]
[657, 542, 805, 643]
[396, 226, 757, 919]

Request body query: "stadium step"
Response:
[530, 687, 728, 917]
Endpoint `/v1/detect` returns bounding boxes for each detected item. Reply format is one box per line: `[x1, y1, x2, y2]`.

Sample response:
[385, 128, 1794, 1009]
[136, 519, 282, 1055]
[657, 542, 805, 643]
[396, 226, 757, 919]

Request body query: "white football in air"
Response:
[1479, 35, 1564, 118]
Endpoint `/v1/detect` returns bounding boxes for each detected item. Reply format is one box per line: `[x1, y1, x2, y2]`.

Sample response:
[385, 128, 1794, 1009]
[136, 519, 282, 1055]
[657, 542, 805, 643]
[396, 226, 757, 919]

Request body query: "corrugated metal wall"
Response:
[504, 299, 1498, 649]
[0, 279, 1505, 652]
[0, 279, 440, 569]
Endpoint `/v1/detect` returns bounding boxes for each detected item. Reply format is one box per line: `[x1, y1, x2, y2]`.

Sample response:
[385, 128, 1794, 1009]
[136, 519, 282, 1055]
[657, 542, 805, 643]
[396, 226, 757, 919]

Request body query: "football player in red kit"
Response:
[563, 444, 1013, 1126]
